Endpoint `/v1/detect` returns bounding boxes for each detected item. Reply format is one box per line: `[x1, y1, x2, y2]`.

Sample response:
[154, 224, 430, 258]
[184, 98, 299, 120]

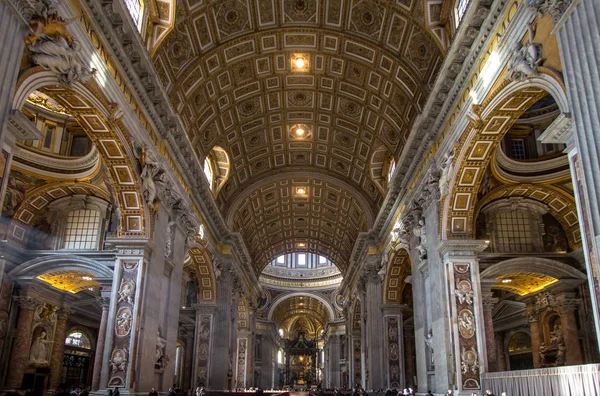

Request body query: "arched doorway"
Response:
[62, 330, 94, 388]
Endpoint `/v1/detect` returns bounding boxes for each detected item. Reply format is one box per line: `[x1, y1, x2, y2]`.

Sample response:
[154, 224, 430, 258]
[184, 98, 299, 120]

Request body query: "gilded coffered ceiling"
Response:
[153, 0, 444, 272]
[272, 295, 330, 335]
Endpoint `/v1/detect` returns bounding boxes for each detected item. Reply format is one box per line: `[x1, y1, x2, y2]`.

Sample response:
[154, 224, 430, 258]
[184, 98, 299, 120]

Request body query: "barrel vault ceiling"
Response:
[152, 0, 444, 274]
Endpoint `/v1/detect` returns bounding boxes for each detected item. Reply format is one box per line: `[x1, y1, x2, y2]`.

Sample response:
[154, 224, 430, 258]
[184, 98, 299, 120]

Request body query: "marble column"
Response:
[557, 298, 583, 365]
[183, 331, 194, 390]
[495, 332, 507, 372]
[553, 0, 600, 348]
[439, 240, 489, 394]
[92, 297, 110, 391]
[527, 310, 543, 368]
[6, 297, 36, 390]
[481, 292, 498, 372]
[48, 311, 69, 391]
[359, 255, 385, 391]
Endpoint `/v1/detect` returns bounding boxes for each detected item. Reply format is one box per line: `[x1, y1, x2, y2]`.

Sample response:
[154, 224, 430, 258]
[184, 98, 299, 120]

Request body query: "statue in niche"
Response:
[539, 342, 548, 365]
[155, 329, 169, 370]
[165, 221, 175, 259]
[555, 343, 566, 366]
[29, 328, 52, 364]
[26, 0, 96, 85]
[507, 23, 543, 81]
[425, 331, 434, 367]
[413, 219, 427, 260]
[550, 323, 564, 347]
[438, 148, 455, 197]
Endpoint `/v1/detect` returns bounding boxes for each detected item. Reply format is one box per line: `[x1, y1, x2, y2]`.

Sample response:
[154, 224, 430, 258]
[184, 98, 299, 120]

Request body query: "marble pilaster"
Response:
[5, 297, 36, 390]
[209, 253, 238, 390]
[554, 0, 600, 349]
[91, 297, 110, 391]
[192, 304, 217, 389]
[98, 240, 151, 394]
[382, 306, 405, 390]
[0, 0, 30, 150]
[439, 240, 489, 394]
[359, 254, 385, 390]
[48, 310, 69, 391]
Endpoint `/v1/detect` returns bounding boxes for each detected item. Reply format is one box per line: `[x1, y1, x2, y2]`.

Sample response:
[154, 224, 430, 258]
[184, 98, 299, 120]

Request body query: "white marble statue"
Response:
[26, 0, 96, 85]
[30, 330, 52, 364]
[507, 23, 542, 81]
[438, 149, 455, 197]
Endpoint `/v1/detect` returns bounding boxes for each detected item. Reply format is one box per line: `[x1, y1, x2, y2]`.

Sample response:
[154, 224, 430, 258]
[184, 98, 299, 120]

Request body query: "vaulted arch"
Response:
[13, 70, 149, 237]
[442, 71, 571, 240]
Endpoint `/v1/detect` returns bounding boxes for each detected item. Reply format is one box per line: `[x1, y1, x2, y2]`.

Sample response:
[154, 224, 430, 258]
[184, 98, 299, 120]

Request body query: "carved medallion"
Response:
[458, 309, 475, 339]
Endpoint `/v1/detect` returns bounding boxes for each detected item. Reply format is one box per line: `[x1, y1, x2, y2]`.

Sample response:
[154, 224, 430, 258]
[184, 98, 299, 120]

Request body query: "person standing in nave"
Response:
[148, 388, 158, 396]
[445, 390, 453, 396]
[485, 390, 496, 396]
[113, 387, 120, 396]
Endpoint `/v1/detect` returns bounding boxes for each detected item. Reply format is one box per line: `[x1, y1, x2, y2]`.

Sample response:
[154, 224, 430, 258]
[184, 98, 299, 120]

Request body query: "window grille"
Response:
[63, 209, 100, 250]
[495, 211, 533, 252]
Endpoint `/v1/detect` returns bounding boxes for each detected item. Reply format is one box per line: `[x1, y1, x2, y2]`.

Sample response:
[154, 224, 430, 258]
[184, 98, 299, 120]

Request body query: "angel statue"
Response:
[26, 0, 96, 85]
[507, 23, 542, 81]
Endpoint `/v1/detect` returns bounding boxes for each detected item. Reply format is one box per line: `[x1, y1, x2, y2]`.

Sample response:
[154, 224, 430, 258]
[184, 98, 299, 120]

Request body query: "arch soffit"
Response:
[13, 70, 148, 237]
[383, 247, 411, 305]
[9, 254, 114, 279]
[475, 184, 581, 250]
[442, 72, 569, 239]
[480, 257, 586, 281]
[267, 292, 335, 324]
[187, 246, 217, 304]
[225, 172, 374, 275]
[7, 181, 110, 246]
[152, 5, 444, 208]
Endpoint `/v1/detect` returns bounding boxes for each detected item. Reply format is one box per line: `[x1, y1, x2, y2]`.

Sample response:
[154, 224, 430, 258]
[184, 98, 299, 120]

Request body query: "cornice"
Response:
[79, 0, 258, 288]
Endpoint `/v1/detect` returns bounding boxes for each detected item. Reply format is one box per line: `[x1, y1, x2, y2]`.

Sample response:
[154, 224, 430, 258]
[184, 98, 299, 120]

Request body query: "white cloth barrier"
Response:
[480, 364, 600, 396]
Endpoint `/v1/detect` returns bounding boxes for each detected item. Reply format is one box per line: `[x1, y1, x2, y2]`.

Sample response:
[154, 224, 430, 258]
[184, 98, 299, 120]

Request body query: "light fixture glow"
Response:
[82, 276, 93, 281]
[502, 279, 512, 283]
[297, 188, 306, 195]
[295, 127, 305, 136]
[298, 243, 306, 247]
[295, 57, 306, 68]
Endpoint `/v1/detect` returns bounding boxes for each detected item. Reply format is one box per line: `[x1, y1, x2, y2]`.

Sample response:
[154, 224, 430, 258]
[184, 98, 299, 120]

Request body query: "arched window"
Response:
[203, 158, 214, 190]
[47, 196, 109, 251]
[456, 0, 471, 24]
[124, 0, 142, 26]
[65, 331, 91, 349]
[387, 158, 396, 183]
